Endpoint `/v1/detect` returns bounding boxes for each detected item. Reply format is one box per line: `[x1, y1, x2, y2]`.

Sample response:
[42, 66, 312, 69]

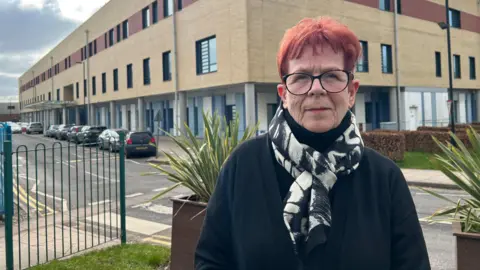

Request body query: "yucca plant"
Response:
[148, 110, 258, 203]
[419, 126, 480, 233]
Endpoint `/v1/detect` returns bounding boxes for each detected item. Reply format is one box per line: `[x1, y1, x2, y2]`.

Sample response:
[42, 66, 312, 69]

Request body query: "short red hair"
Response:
[277, 17, 361, 79]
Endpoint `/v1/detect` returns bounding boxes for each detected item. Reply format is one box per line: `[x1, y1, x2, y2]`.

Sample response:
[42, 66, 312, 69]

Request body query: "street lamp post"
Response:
[438, 0, 456, 146]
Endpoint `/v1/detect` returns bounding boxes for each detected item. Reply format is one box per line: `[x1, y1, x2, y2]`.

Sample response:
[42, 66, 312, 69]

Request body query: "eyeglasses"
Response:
[282, 70, 353, 95]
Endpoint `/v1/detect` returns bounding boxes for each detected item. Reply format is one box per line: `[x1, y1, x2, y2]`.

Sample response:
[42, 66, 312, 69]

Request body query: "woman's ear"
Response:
[277, 84, 288, 109]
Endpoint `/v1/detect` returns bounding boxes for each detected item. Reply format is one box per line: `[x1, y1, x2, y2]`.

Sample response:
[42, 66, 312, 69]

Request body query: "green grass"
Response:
[396, 152, 442, 170]
[30, 244, 170, 270]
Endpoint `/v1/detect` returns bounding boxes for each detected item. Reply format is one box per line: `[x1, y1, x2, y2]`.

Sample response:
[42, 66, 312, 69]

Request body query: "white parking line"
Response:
[88, 200, 111, 206]
[126, 193, 143, 198]
[153, 187, 167, 192]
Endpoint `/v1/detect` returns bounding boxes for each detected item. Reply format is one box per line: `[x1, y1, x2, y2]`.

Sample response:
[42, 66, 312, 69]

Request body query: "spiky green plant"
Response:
[419, 126, 480, 233]
[148, 110, 258, 203]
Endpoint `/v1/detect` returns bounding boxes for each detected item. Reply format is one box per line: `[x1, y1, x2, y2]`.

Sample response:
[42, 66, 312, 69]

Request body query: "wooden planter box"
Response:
[453, 222, 480, 270]
[170, 195, 207, 270]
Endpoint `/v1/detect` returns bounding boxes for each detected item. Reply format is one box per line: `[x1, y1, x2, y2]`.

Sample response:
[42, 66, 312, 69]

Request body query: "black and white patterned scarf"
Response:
[268, 105, 364, 257]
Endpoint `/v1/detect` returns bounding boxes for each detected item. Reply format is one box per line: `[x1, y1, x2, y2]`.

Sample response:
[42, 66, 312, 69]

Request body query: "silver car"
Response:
[26, 122, 43, 134]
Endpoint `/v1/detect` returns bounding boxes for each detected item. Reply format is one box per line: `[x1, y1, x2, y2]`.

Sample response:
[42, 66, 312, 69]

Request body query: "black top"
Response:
[195, 124, 431, 270]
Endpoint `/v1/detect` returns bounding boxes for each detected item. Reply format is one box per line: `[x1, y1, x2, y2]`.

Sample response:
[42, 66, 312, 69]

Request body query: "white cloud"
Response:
[0, 72, 21, 78]
[56, 0, 110, 22]
[17, 0, 46, 10]
[15, 0, 110, 22]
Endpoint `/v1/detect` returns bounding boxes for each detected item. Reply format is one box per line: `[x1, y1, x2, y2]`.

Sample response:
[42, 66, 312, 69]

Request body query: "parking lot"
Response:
[9, 132, 187, 245]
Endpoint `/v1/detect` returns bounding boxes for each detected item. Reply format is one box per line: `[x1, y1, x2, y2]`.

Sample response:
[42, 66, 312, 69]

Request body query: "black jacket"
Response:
[195, 133, 431, 270]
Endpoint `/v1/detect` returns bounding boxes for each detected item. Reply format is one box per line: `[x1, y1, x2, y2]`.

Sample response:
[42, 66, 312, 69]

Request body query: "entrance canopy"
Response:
[23, 100, 77, 110]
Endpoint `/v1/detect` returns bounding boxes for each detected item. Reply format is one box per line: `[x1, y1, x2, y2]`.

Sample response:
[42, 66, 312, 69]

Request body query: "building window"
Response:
[453, 54, 461, 78]
[64, 58, 68, 69]
[164, 0, 173, 17]
[113, 69, 119, 91]
[104, 33, 108, 48]
[470, 57, 476, 80]
[434, 51, 442, 77]
[102, 73, 107, 93]
[117, 24, 121, 43]
[92, 76, 97, 96]
[162, 51, 172, 81]
[76, 82, 79, 98]
[89, 42, 93, 57]
[109, 29, 114, 46]
[178, 0, 183, 10]
[127, 64, 133, 88]
[122, 20, 129, 39]
[143, 58, 151, 85]
[356, 41, 368, 72]
[94, 40, 97, 54]
[142, 7, 151, 29]
[381, 44, 393, 74]
[48, 92, 51, 101]
[56, 89, 60, 101]
[152, 1, 158, 23]
[449, 9, 461, 28]
[379, 0, 390, 11]
[84, 79, 87, 97]
[396, 0, 401, 14]
[196, 36, 217, 74]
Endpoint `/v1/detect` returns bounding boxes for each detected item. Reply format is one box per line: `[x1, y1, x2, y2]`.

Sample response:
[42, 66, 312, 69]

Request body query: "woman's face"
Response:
[277, 45, 359, 133]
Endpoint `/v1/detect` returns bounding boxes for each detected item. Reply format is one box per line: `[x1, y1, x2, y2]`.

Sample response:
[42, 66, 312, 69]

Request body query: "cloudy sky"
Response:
[0, 0, 109, 97]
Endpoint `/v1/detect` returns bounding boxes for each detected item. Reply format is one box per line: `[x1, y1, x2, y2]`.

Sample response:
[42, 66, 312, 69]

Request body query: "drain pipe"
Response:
[172, 0, 180, 136]
[393, 0, 401, 131]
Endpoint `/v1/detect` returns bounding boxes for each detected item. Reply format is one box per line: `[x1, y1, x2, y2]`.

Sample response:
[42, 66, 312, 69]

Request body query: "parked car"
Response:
[8, 122, 22, 134]
[97, 129, 129, 151]
[56, 124, 75, 140]
[26, 122, 43, 134]
[45, 125, 59, 137]
[67, 125, 84, 143]
[77, 126, 107, 145]
[124, 131, 157, 158]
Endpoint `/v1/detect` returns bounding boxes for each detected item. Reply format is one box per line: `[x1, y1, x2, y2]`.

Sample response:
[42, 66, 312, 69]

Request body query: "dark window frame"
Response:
[76, 82, 79, 98]
[142, 6, 150, 29]
[162, 51, 172, 81]
[109, 29, 114, 46]
[92, 76, 97, 96]
[122, 20, 129, 39]
[356, 40, 369, 72]
[164, 0, 172, 17]
[379, 0, 390, 11]
[469, 56, 476, 80]
[152, 1, 158, 23]
[113, 68, 119, 91]
[453, 54, 461, 78]
[196, 36, 218, 75]
[117, 24, 121, 43]
[127, 64, 133, 89]
[102, 72, 107, 93]
[381, 44, 393, 74]
[143, 58, 151, 85]
[449, 9, 461, 28]
[435, 51, 442, 77]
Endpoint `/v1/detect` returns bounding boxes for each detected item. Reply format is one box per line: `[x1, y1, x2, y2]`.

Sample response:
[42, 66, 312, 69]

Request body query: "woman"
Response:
[195, 17, 431, 270]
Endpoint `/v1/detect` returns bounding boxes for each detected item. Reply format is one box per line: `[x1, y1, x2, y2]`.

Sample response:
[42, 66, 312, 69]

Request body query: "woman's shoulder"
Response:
[227, 133, 270, 162]
[360, 146, 405, 179]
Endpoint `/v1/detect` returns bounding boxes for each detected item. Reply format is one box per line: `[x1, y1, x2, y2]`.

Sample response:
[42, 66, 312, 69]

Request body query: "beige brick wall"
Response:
[19, 0, 480, 114]
[246, 0, 480, 90]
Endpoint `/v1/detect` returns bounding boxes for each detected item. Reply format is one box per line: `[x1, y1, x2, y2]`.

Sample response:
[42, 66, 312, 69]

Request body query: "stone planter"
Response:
[453, 222, 480, 270]
[170, 195, 207, 270]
